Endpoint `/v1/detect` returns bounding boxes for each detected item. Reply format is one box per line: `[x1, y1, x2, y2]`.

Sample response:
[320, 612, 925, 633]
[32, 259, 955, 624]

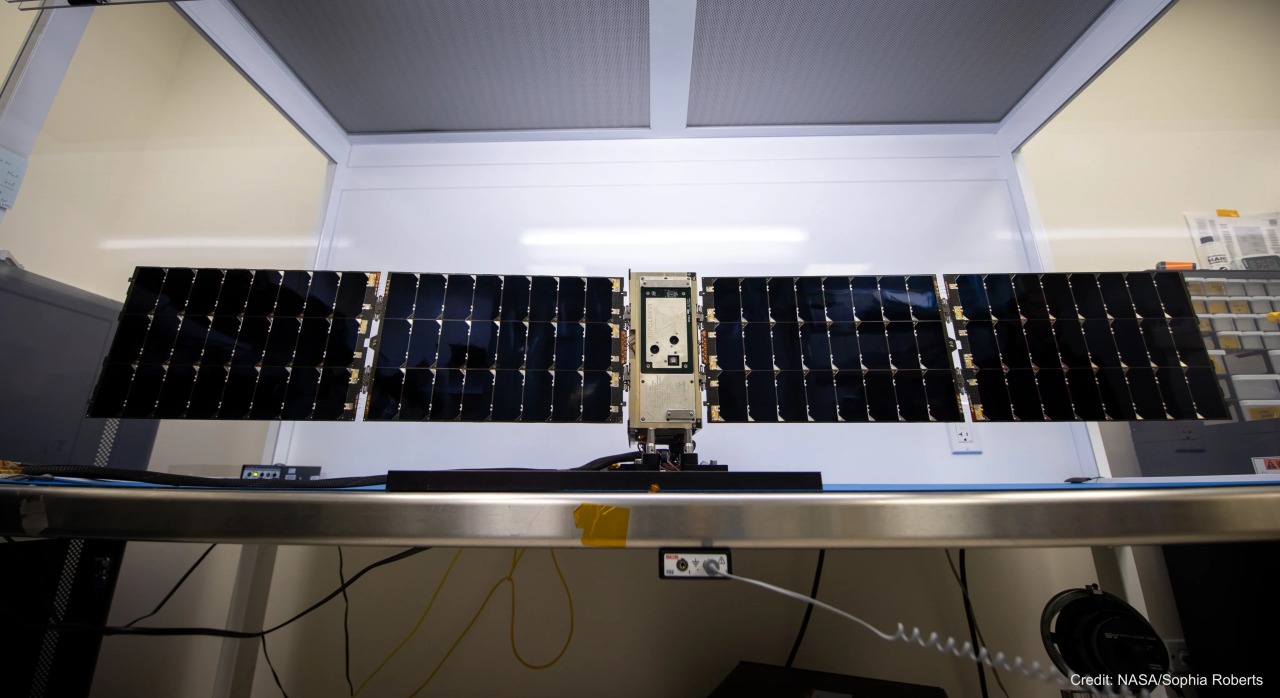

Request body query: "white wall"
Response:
[287, 134, 1096, 486]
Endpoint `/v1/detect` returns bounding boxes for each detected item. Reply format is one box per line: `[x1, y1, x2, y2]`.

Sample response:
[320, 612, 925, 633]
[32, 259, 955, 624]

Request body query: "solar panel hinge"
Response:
[953, 367, 969, 397]
[937, 299, 958, 322]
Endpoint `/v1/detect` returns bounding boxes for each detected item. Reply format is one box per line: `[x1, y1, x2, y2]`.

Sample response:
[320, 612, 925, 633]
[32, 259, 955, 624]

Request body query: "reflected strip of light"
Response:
[528, 265, 589, 277]
[803, 264, 871, 276]
[100, 237, 328, 250]
[521, 227, 808, 246]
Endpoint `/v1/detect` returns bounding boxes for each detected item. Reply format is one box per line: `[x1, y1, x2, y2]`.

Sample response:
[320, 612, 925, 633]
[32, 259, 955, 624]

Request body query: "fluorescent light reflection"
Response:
[100, 237, 335, 250]
[521, 226, 808, 247]
[802, 264, 872, 276]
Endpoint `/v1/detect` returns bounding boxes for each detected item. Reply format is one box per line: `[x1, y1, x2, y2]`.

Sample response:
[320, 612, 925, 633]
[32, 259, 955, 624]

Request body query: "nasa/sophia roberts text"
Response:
[1070, 674, 1263, 688]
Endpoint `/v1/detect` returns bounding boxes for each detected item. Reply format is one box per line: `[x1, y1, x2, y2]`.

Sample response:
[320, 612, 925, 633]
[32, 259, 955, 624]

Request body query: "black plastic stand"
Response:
[386, 469, 822, 493]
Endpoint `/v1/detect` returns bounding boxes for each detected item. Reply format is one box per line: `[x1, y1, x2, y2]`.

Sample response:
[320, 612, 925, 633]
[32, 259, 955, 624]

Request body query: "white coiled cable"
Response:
[703, 559, 1083, 691]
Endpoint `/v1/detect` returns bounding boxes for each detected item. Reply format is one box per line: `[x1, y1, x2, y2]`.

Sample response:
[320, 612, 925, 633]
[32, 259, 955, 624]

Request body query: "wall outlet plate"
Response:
[949, 422, 982, 454]
[1166, 639, 1191, 674]
[659, 548, 731, 579]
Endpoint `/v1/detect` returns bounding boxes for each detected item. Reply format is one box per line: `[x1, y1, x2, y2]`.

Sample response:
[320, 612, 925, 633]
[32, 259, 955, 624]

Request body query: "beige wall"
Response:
[0, 5, 326, 302]
[1022, 0, 1280, 273]
[91, 543, 245, 698]
[1022, 0, 1280, 656]
[0, 5, 328, 696]
[244, 546, 1092, 698]
[0, 5, 328, 479]
[0, 2, 36, 89]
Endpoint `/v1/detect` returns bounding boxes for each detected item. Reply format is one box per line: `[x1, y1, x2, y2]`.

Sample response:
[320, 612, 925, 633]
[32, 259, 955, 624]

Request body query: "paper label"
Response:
[0, 146, 27, 210]
[1252, 457, 1280, 473]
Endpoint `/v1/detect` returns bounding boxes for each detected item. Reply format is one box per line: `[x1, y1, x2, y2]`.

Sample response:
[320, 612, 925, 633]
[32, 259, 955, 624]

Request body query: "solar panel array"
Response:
[947, 273, 1228, 421]
[89, 267, 1226, 427]
[364, 273, 624, 422]
[703, 276, 963, 422]
[89, 268, 377, 420]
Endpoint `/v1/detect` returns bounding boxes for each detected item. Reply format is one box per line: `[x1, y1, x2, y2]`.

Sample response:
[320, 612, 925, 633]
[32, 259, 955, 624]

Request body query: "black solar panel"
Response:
[703, 276, 962, 422]
[365, 273, 624, 422]
[947, 272, 1227, 421]
[89, 267, 378, 420]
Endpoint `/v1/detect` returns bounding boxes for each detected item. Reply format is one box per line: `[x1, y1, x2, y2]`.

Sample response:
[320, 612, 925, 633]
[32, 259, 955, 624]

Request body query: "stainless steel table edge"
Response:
[3, 484, 1279, 548]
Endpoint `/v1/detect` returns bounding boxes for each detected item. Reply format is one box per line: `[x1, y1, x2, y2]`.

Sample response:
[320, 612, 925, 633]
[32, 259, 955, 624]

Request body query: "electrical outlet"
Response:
[659, 548, 731, 579]
[949, 423, 982, 454]
[1166, 639, 1191, 674]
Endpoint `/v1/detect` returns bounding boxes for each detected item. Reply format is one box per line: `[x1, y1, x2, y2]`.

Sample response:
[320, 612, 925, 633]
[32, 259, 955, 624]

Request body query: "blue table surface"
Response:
[6, 474, 1280, 493]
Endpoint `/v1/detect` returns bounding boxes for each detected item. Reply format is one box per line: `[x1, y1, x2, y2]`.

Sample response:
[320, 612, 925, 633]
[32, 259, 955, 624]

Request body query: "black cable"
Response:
[17, 465, 386, 489]
[338, 547, 354, 697]
[571, 452, 641, 471]
[455, 453, 639, 473]
[2, 536, 15, 544]
[785, 549, 826, 668]
[125, 543, 218, 627]
[261, 635, 289, 698]
[1, 547, 428, 639]
[944, 551, 1008, 698]
[959, 549, 990, 698]
[21, 454, 641, 484]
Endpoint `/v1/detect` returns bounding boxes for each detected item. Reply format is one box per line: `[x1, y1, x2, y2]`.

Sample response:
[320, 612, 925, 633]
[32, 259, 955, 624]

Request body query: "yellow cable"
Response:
[407, 550, 523, 697]
[354, 549, 464, 696]
[509, 549, 574, 670]
[408, 549, 573, 696]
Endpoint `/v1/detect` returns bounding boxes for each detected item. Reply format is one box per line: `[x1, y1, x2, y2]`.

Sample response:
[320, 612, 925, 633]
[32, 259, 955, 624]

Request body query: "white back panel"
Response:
[291, 135, 1094, 484]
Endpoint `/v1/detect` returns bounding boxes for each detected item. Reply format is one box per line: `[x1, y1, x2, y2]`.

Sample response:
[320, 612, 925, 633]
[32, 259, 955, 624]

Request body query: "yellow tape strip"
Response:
[573, 503, 630, 548]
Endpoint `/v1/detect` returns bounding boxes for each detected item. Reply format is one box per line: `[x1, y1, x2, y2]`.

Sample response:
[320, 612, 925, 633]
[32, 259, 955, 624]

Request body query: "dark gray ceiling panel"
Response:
[688, 0, 1114, 127]
[229, 0, 649, 133]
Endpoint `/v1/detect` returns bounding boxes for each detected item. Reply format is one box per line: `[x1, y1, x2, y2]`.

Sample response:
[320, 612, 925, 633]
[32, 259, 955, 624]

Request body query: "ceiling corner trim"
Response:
[178, 0, 352, 163]
[648, 0, 698, 135]
[995, 0, 1175, 154]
